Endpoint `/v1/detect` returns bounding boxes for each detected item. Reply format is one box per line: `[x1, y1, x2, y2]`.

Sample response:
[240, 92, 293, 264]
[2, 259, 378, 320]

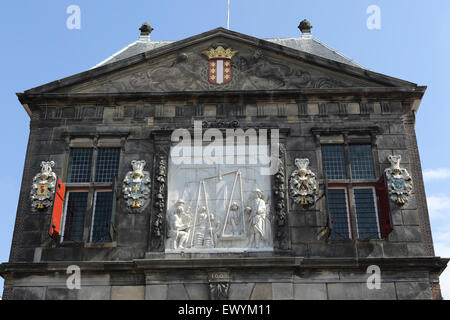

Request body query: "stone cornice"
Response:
[17, 87, 426, 118]
[1, 257, 447, 277]
[18, 87, 426, 104]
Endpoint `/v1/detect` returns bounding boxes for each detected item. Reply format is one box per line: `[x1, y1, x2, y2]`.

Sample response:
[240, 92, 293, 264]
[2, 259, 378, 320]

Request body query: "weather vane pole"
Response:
[227, 0, 230, 30]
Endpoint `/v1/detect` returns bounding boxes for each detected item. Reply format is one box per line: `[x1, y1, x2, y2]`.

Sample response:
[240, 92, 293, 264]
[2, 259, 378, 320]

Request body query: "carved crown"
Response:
[39, 161, 55, 180]
[295, 158, 310, 173]
[388, 155, 402, 174]
[202, 46, 238, 60]
[131, 160, 146, 176]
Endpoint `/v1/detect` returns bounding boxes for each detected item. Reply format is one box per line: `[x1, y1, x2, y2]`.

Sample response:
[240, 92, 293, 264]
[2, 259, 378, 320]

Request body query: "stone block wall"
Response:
[2, 95, 446, 300]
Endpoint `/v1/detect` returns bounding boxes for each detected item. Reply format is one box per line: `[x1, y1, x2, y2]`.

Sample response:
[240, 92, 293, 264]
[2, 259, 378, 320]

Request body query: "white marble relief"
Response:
[166, 146, 273, 252]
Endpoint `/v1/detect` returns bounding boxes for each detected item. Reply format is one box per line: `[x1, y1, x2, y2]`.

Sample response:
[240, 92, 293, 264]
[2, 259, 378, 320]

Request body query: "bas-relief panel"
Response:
[63, 42, 377, 94]
[166, 147, 273, 253]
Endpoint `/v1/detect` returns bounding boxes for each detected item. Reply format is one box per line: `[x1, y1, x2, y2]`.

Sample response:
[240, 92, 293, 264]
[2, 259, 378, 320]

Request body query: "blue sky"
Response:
[0, 0, 449, 298]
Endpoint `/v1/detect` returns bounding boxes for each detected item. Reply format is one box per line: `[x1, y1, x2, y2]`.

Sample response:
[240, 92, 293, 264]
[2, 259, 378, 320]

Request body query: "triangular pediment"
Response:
[24, 28, 417, 95]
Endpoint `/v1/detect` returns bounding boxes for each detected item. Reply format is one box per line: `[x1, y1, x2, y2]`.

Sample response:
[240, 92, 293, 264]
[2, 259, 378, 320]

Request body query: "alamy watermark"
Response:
[367, 5, 381, 30]
[66, 5, 81, 30]
[66, 265, 81, 290]
[171, 121, 280, 176]
[367, 265, 381, 290]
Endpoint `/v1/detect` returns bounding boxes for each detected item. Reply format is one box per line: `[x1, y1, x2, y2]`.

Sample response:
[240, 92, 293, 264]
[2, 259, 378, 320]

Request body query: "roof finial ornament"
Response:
[139, 22, 154, 42]
[298, 19, 312, 38]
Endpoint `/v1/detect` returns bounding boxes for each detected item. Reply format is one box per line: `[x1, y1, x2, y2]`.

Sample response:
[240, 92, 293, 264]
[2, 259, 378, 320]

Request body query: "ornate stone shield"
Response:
[30, 161, 57, 211]
[289, 158, 318, 207]
[385, 155, 413, 206]
[202, 46, 238, 84]
[122, 160, 151, 211]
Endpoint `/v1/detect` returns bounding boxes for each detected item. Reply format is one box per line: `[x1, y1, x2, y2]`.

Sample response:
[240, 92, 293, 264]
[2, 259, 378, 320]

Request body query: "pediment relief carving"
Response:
[64, 43, 377, 94]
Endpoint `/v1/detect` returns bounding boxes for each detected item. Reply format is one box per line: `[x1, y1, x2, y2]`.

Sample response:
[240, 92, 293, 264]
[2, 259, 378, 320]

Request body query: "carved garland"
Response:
[151, 152, 168, 250]
[273, 143, 289, 250]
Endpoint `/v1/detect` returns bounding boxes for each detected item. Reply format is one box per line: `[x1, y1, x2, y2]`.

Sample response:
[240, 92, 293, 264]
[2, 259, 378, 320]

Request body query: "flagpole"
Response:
[227, 0, 230, 30]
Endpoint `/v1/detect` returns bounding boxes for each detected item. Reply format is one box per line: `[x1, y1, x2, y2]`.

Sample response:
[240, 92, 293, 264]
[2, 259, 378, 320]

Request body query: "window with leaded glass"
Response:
[63, 192, 88, 242]
[328, 188, 351, 239]
[67, 149, 93, 183]
[321, 145, 346, 180]
[322, 143, 381, 240]
[354, 188, 380, 239]
[62, 146, 120, 243]
[95, 149, 121, 183]
[349, 145, 375, 180]
[91, 191, 114, 242]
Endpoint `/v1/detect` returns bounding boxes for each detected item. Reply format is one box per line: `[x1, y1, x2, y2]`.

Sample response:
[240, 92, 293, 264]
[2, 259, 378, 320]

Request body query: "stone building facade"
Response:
[1, 21, 447, 300]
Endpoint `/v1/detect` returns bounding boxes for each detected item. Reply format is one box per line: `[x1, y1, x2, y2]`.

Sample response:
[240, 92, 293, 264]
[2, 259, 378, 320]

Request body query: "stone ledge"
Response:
[1, 256, 447, 277]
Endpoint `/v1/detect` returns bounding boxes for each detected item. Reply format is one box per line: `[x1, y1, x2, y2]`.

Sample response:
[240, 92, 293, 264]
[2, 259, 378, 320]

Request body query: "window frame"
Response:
[327, 186, 352, 240]
[60, 189, 89, 243]
[352, 186, 381, 239]
[60, 142, 121, 245]
[321, 140, 380, 240]
[89, 189, 115, 243]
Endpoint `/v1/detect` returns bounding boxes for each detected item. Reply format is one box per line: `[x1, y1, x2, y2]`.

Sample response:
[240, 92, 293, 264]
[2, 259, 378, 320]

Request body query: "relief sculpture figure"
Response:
[168, 200, 192, 249]
[225, 202, 242, 236]
[245, 189, 270, 248]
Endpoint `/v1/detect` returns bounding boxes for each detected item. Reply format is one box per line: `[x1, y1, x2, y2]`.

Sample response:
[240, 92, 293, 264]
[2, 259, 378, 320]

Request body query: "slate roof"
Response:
[266, 37, 364, 69]
[93, 32, 365, 69]
[93, 39, 173, 68]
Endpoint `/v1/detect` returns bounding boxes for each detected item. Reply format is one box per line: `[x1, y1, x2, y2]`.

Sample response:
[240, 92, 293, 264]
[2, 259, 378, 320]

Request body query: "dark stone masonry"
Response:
[0, 22, 447, 300]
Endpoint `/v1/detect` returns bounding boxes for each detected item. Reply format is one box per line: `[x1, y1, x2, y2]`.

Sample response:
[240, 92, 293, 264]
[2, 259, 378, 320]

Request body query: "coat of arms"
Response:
[385, 155, 413, 205]
[202, 46, 238, 84]
[122, 160, 151, 211]
[289, 158, 318, 207]
[30, 161, 57, 211]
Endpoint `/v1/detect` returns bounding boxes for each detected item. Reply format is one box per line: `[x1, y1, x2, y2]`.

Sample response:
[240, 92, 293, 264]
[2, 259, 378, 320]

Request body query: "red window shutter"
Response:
[376, 173, 393, 238]
[50, 177, 66, 241]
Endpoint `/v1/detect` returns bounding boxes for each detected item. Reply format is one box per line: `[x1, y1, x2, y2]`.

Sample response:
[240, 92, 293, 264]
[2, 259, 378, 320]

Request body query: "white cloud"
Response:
[423, 168, 450, 181]
[427, 195, 450, 220]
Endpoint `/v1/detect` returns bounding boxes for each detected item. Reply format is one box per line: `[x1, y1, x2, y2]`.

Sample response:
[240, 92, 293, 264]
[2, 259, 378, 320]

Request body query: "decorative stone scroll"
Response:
[122, 160, 151, 211]
[30, 161, 57, 211]
[385, 155, 413, 206]
[289, 158, 318, 207]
